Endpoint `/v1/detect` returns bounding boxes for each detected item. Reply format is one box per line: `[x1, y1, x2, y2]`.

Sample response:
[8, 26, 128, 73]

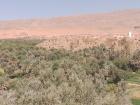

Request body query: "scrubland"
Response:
[0, 37, 140, 105]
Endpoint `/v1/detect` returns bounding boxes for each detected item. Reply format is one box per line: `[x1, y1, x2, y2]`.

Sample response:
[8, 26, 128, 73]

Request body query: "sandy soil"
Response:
[0, 9, 139, 39]
[127, 83, 140, 99]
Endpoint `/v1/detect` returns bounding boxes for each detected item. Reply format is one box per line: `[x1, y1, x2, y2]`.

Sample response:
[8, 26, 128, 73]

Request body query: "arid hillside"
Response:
[0, 9, 140, 39]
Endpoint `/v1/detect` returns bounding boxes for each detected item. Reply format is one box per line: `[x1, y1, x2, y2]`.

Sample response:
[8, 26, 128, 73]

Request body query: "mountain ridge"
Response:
[0, 9, 140, 39]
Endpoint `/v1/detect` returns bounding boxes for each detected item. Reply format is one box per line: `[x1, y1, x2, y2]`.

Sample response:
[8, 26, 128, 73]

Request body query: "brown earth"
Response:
[0, 9, 140, 39]
[127, 83, 140, 99]
[0, 9, 140, 50]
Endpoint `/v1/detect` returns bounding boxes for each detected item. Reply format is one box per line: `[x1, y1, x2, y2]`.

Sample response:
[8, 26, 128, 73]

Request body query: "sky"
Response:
[0, 0, 140, 20]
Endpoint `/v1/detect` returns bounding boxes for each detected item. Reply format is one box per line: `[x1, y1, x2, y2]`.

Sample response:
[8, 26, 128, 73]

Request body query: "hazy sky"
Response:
[0, 0, 140, 20]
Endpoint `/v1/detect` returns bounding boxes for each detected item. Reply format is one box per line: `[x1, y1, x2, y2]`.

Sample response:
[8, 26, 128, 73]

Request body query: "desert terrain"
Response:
[0, 9, 139, 39]
[0, 9, 140, 51]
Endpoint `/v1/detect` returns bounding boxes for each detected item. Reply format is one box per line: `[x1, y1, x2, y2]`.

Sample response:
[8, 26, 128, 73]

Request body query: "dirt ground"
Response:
[127, 83, 140, 99]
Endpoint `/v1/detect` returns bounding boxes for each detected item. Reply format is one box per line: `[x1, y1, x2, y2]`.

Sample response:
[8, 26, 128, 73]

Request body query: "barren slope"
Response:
[0, 9, 140, 39]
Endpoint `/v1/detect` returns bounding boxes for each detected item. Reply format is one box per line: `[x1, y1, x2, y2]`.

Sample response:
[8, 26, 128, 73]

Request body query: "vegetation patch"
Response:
[0, 38, 139, 105]
[132, 99, 140, 105]
[127, 72, 140, 84]
[0, 68, 4, 76]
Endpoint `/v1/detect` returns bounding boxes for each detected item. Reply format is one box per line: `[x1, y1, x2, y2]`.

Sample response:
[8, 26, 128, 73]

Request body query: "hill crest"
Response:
[0, 9, 140, 39]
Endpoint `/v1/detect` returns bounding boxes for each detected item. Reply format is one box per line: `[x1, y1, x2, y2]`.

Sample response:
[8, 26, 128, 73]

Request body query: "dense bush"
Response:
[0, 39, 135, 105]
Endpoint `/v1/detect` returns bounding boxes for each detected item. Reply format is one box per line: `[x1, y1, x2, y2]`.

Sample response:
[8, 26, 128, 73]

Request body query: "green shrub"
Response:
[113, 57, 130, 70]
[0, 68, 5, 76]
[132, 99, 140, 105]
